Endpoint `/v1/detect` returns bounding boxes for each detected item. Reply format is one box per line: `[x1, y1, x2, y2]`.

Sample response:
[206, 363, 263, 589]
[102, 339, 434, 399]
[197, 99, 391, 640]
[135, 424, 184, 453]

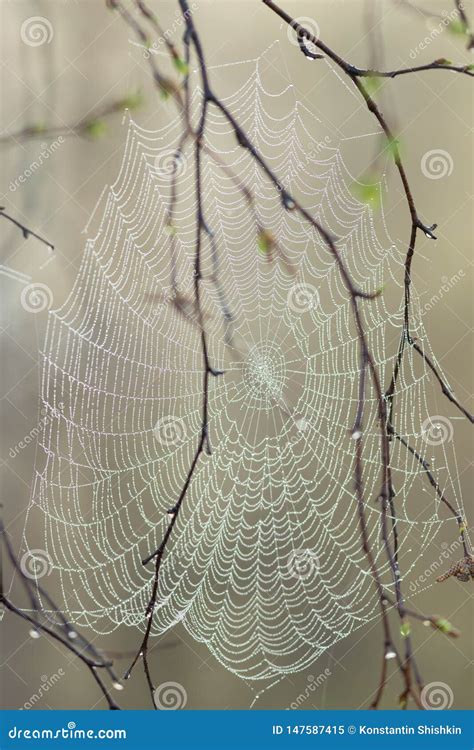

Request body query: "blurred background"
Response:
[1, 0, 472, 710]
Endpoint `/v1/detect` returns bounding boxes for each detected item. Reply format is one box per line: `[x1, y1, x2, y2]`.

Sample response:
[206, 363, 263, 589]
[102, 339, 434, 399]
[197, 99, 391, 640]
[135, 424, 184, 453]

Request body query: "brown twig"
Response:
[0, 94, 144, 146]
[0, 207, 54, 250]
[0, 521, 121, 710]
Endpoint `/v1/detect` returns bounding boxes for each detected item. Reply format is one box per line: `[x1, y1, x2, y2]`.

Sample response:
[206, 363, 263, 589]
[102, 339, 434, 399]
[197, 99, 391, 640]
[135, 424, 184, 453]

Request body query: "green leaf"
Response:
[257, 230, 274, 254]
[84, 119, 107, 139]
[352, 174, 382, 208]
[434, 57, 453, 66]
[119, 91, 144, 111]
[158, 78, 177, 101]
[447, 19, 468, 36]
[159, 85, 170, 101]
[400, 621, 411, 638]
[173, 57, 189, 76]
[363, 74, 382, 96]
[431, 617, 460, 637]
[384, 136, 401, 159]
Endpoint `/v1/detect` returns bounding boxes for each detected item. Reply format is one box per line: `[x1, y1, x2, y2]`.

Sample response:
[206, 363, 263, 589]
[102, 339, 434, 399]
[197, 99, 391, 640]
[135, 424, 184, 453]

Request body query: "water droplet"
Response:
[351, 430, 362, 440]
[282, 193, 296, 210]
[29, 628, 40, 639]
[68, 630, 78, 640]
[385, 649, 397, 660]
[113, 681, 124, 691]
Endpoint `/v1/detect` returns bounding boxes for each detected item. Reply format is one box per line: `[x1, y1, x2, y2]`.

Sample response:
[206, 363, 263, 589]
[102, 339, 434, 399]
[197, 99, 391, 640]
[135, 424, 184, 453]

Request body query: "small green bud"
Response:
[84, 119, 107, 139]
[363, 75, 382, 96]
[119, 91, 144, 111]
[352, 174, 381, 208]
[447, 19, 468, 36]
[431, 617, 460, 637]
[257, 229, 275, 255]
[173, 57, 189, 76]
[400, 621, 411, 638]
[383, 136, 401, 160]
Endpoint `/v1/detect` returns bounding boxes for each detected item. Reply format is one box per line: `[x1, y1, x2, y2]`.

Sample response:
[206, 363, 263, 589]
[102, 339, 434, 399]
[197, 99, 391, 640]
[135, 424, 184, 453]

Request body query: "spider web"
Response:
[24, 44, 466, 680]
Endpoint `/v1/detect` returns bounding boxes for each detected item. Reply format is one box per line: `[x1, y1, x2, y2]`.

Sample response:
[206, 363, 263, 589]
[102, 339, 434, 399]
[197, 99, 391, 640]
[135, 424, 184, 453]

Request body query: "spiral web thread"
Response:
[24, 44, 466, 680]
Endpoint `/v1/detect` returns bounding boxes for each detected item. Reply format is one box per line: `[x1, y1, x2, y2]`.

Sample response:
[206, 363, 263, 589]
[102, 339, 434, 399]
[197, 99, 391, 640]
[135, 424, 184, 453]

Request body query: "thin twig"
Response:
[0, 521, 121, 710]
